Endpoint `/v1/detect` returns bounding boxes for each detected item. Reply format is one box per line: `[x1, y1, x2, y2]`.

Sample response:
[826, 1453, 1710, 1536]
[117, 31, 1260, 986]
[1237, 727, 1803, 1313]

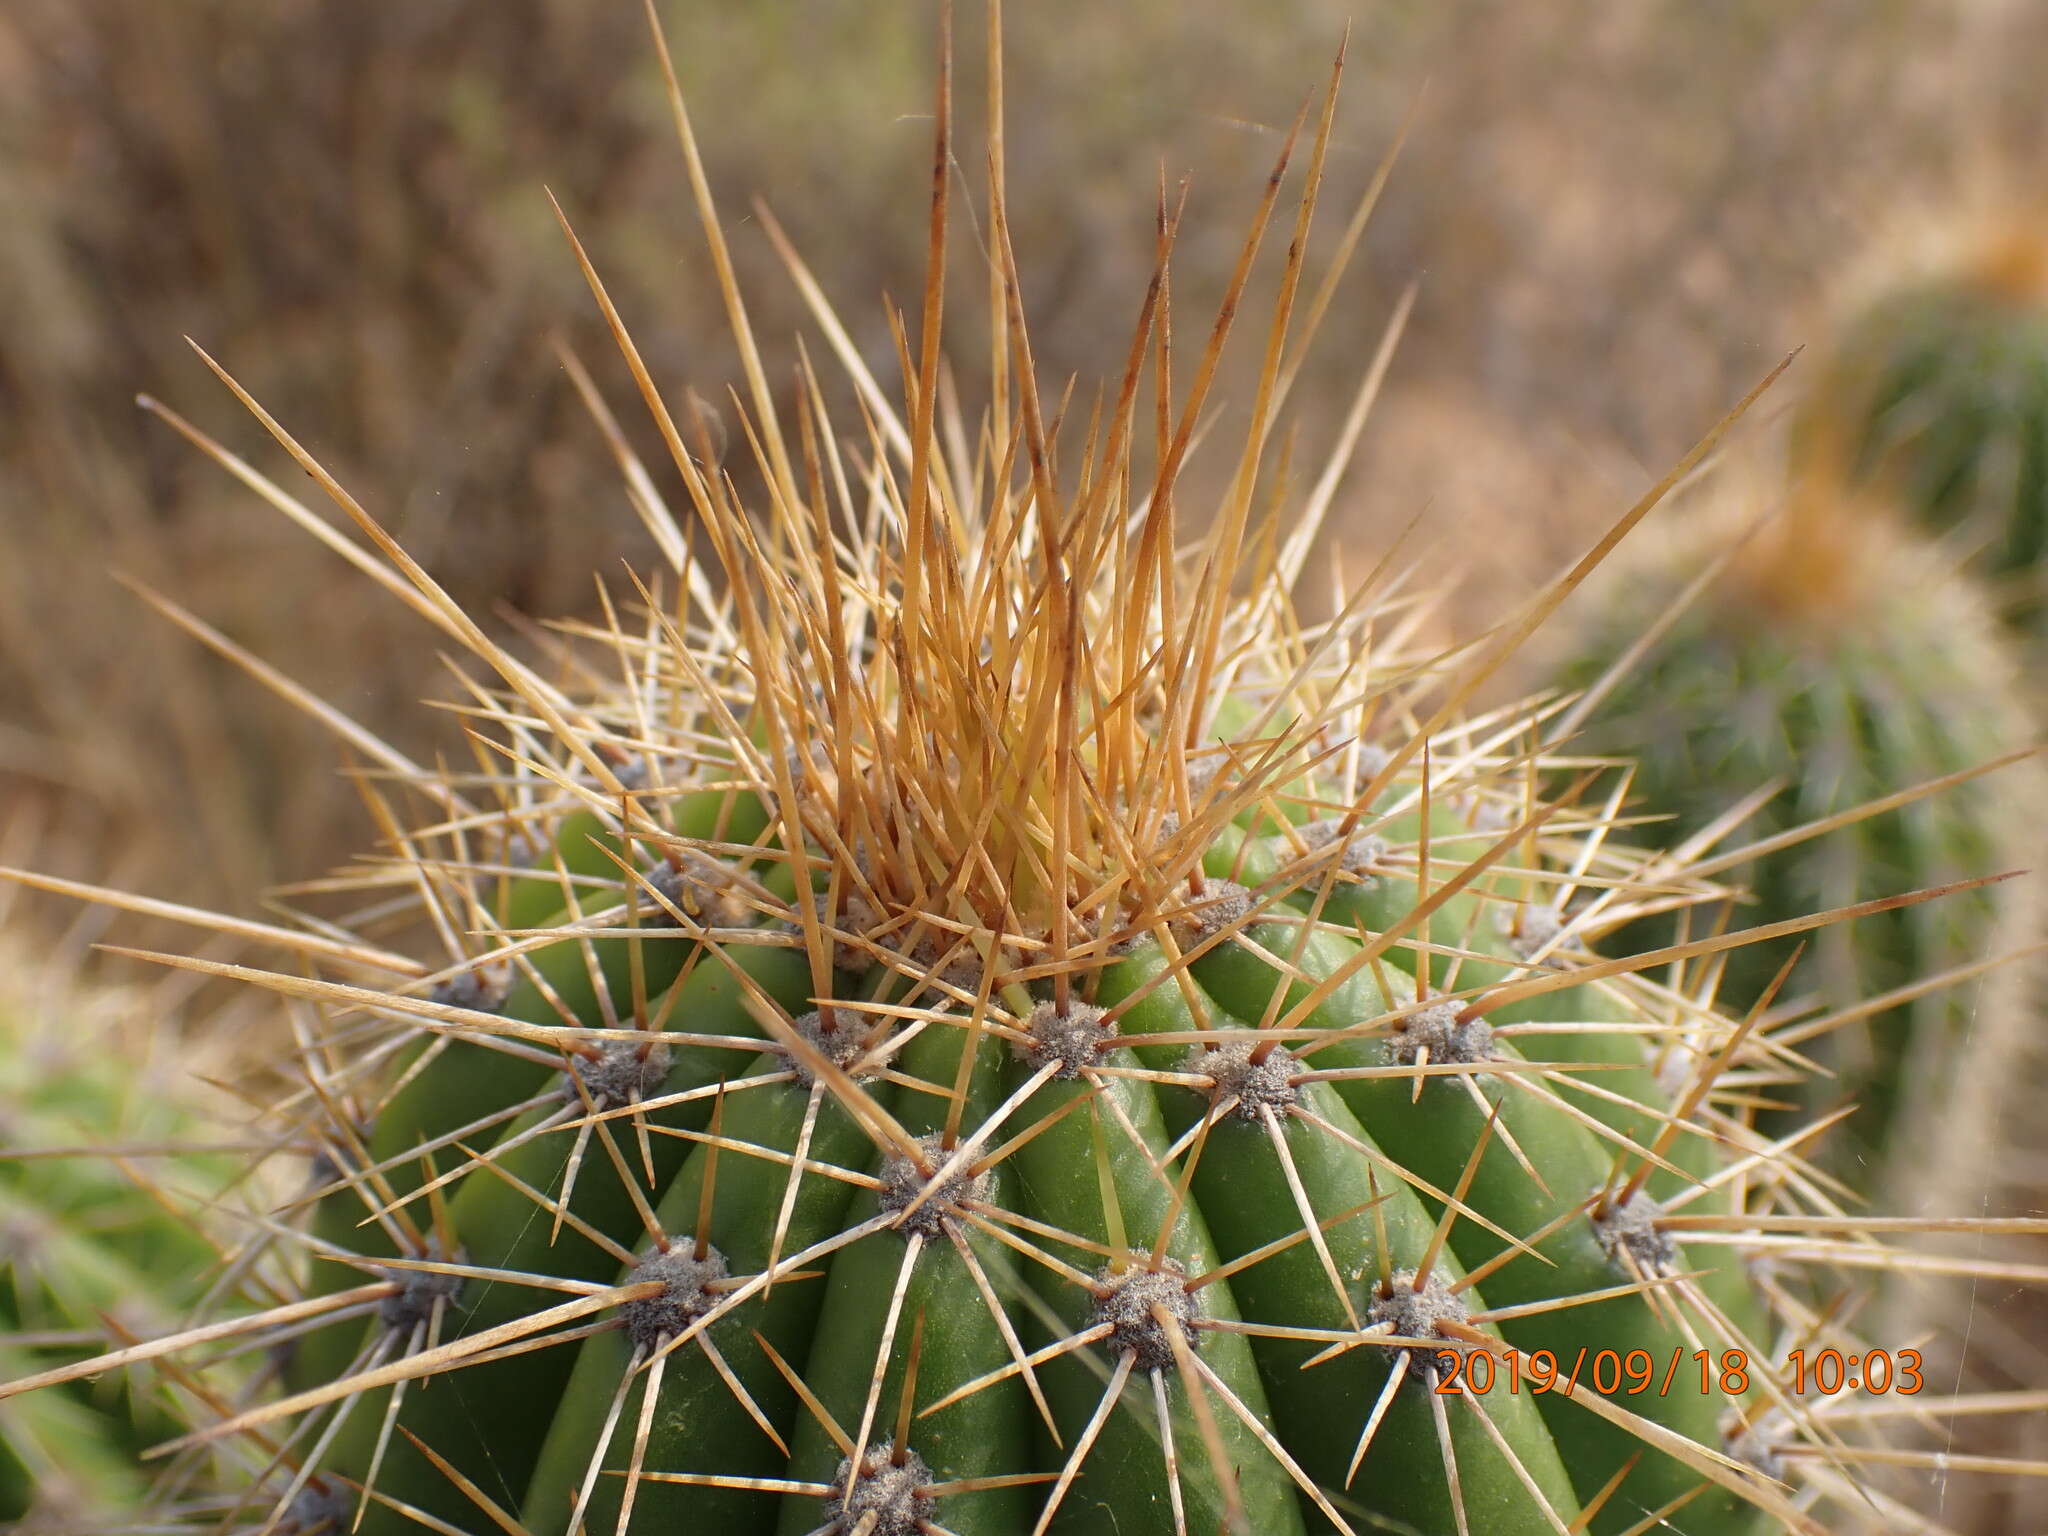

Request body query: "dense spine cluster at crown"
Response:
[6, 8, 2048, 1536]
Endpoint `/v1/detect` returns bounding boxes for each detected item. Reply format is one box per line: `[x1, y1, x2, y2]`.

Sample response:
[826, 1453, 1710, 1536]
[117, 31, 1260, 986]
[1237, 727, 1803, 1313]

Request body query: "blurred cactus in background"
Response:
[1796, 220, 2048, 635]
[0, 929, 238, 1527]
[1539, 461, 2042, 1205]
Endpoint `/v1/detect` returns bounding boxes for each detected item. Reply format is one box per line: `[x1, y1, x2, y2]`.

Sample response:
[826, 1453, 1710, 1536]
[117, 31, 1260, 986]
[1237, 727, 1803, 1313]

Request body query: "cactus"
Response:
[0, 938, 231, 1527]
[6, 11, 2048, 1536]
[1539, 462, 2040, 1200]
[1795, 221, 2048, 631]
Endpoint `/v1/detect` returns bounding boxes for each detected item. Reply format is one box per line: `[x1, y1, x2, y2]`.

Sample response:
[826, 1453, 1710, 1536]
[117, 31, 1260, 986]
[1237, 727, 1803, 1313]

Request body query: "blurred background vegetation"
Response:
[1, 0, 2044, 919]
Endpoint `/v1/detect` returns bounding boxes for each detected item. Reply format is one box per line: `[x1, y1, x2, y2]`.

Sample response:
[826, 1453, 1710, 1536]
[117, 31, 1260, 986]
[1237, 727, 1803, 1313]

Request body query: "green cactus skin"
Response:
[0, 951, 229, 1527]
[1797, 231, 2048, 630]
[1544, 478, 2037, 1191]
[241, 724, 1792, 1536]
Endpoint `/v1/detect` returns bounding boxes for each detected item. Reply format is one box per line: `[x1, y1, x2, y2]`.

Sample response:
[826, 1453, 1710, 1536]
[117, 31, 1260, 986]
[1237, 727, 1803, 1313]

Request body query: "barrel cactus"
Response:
[1538, 462, 2041, 1204]
[4, 11, 2048, 1536]
[1795, 220, 2048, 631]
[0, 936, 231, 1527]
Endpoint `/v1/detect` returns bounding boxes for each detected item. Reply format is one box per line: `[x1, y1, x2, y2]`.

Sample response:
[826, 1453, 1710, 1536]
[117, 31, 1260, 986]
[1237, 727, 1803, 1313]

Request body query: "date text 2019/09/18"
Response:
[1427, 1347, 1924, 1398]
